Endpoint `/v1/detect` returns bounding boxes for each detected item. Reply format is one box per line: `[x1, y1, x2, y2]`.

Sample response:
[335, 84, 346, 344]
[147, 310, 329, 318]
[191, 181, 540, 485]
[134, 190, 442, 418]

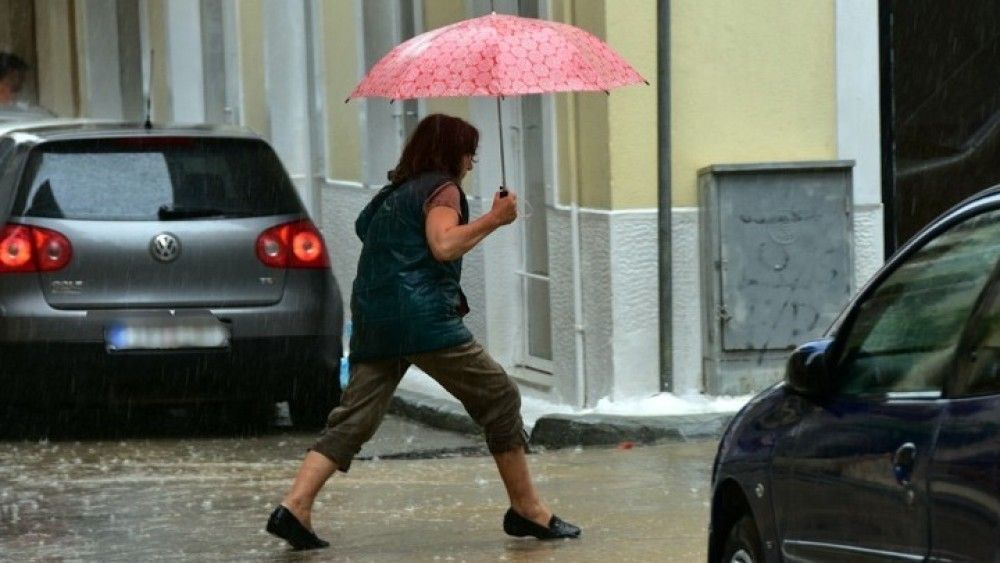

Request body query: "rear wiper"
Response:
[157, 205, 228, 220]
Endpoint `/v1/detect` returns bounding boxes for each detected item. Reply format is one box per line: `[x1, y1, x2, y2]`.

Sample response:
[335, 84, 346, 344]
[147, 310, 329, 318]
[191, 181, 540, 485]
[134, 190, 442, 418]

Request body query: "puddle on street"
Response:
[1, 414, 716, 562]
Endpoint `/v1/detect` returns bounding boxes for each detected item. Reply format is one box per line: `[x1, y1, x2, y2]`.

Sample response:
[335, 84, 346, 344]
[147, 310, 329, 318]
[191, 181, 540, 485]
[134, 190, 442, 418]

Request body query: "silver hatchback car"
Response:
[0, 120, 343, 427]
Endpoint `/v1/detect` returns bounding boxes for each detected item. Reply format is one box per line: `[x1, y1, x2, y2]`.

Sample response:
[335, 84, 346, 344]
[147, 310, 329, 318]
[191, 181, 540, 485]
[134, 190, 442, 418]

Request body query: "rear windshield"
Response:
[14, 137, 303, 220]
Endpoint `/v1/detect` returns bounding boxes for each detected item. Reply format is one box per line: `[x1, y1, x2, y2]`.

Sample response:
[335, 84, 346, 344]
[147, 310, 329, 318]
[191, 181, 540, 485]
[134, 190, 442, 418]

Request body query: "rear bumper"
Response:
[0, 336, 340, 406]
[0, 268, 344, 341]
[0, 268, 344, 406]
[0, 298, 341, 341]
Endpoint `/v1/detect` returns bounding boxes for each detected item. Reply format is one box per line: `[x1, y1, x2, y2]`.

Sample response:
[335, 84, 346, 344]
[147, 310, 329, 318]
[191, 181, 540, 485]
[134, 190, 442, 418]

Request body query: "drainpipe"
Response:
[657, 0, 673, 392]
[559, 0, 587, 409]
[569, 116, 587, 408]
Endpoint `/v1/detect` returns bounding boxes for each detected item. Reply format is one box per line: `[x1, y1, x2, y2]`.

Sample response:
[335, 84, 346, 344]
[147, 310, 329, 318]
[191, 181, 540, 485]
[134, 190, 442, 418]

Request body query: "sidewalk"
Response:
[389, 383, 747, 449]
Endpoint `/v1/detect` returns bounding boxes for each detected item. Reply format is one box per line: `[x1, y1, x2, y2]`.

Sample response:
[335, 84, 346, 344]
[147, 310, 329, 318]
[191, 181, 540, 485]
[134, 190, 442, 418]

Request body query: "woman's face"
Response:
[459, 153, 476, 181]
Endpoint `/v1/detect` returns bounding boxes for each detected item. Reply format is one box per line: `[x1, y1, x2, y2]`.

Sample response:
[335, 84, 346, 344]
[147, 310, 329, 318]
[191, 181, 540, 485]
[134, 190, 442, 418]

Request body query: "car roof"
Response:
[967, 184, 1000, 205]
[933, 184, 1000, 229]
[0, 119, 263, 145]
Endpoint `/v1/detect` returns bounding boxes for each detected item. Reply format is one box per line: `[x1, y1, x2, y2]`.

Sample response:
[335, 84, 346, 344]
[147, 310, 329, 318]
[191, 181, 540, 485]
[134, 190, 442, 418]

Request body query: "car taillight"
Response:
[256, 220, 329, 269]
[0, 224, 73, 273]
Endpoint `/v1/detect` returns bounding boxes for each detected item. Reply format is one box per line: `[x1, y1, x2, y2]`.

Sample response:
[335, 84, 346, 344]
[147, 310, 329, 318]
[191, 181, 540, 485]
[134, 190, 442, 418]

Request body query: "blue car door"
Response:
[773, 207, 1000, 562]
[928, 272, 1000, 563]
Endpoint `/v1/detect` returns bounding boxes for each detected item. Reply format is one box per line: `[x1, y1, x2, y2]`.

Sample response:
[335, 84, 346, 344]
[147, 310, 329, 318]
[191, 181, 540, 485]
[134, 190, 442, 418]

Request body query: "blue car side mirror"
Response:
[785, 339, 835, 396]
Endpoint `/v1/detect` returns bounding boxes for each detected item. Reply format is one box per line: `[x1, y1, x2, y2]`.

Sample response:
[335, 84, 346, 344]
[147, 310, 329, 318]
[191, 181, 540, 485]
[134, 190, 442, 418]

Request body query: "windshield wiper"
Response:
[157, 205, 229, 220]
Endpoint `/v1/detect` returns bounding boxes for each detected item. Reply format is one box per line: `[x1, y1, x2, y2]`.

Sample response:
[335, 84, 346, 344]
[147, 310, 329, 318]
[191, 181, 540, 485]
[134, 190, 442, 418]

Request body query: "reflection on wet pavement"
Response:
[0, 413, 716, 562]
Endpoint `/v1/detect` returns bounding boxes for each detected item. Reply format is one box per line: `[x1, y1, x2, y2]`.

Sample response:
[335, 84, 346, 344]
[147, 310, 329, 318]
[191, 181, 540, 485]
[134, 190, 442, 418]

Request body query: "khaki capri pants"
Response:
[311, 340, 527, 472]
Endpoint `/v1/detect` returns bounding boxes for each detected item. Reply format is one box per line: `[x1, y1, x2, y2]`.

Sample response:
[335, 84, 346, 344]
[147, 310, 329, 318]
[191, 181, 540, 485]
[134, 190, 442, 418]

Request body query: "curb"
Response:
[529, 412, 734, 448]
[390, 389, 735, 449]
[389, 389, 481, 436]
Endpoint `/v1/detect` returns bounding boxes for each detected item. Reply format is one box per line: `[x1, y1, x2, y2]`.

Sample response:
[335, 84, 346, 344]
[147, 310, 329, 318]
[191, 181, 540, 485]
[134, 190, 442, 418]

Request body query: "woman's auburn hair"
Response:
[389, 114, 479, 184]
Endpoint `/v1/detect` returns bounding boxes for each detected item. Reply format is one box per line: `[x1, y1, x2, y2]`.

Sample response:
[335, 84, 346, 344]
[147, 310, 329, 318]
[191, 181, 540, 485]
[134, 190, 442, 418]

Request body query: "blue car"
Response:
[709, 187, 1000, 562]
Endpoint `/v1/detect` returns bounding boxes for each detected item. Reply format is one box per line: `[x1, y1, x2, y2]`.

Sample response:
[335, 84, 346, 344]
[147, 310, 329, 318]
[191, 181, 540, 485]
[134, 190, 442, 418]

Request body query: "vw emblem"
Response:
[150, 233, 181, 263]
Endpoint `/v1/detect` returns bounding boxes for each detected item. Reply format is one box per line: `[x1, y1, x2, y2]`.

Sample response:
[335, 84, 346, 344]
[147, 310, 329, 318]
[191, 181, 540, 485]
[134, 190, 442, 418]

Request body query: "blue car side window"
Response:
[954, 276, 1000, 396]
[838, 208, 1000, 396]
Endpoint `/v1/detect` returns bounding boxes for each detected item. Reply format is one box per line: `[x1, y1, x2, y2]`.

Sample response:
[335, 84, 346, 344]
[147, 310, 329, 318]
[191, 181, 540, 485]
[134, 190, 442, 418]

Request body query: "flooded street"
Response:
[0, 412, 716, 562]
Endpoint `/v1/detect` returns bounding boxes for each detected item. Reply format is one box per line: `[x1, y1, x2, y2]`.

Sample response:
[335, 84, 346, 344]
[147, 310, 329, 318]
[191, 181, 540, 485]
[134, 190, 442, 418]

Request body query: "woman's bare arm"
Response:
[425, 190, 518, 262]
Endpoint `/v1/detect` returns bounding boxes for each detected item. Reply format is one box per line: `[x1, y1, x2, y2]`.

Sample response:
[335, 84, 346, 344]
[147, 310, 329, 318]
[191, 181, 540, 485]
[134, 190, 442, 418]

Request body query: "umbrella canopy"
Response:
[348, 12, 646, 101]
[349, 12, 646, 189]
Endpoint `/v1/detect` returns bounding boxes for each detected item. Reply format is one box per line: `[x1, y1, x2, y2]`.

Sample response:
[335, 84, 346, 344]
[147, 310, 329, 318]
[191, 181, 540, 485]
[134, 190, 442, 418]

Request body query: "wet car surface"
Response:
[0, 121, 344, 427]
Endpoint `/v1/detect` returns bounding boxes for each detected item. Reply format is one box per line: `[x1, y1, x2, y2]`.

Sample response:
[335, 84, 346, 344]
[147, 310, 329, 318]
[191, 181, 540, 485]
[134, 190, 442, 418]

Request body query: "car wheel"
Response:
[721, 514, 763, 563]
[289, 367, 339, 429]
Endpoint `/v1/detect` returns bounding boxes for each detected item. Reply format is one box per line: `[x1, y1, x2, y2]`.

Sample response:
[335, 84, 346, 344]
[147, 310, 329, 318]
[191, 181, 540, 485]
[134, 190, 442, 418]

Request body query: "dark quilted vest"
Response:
[349, 172, 472, 362]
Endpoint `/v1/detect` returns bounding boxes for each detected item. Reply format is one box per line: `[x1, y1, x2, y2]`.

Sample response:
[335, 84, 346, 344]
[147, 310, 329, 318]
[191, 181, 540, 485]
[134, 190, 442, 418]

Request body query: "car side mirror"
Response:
[785, 339, 835, 396]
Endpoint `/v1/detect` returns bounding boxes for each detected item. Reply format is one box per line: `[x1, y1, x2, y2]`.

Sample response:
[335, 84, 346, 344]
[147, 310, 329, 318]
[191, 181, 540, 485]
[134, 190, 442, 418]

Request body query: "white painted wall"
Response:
[263, 0, 319, 218]
[836, 0, 885, 285]
[164, 0, 205, 123]
[75, 0, 123, 119]
[609, 211, 661, 399]
[670, 208, 703, 394]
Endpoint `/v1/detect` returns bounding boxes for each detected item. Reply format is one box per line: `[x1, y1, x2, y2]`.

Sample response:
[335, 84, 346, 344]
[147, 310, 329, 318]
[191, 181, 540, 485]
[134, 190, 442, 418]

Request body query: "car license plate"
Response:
[105, 317, 230, 351]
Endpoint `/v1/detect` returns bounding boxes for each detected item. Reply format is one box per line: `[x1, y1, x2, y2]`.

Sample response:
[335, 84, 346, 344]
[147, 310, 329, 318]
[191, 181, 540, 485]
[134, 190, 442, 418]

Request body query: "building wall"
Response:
[672, 0, 838, 207]
[33, 0, 76, 116]
[26, 0, 883, 406]
[836, 0, 884, 289]
[318, 0, 858, 404]
[321, 0, 360, 181]
[422, 0, 471, 122]
[236, 0, 266, 136]
[666, 0, 883, 396]
[147, 0, 170, 122]
[545, 0, 845, 399]
[606, 0, 657, 210]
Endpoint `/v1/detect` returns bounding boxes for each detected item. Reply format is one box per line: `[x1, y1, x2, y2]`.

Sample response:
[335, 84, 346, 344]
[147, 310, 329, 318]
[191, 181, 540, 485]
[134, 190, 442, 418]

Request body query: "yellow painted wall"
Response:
[422, 0, 471, 121]
[34, 0, 77, 116]
[237, 0, 267, 137]
[566, 0, 609, 209]
[323, 0, 361, 180]
[671, 0, 837, 206]
[548, 0, 610, 208]
[146, 0, 169, 122]
[606, 0, 656, 209]
[550, 0, 655, 210]
[69, 0, 89, 116]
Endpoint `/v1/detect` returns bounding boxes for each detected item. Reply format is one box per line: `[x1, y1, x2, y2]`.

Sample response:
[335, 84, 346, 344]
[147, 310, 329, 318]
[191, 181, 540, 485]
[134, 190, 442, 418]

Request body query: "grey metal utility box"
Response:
[698, 161, 855, 395]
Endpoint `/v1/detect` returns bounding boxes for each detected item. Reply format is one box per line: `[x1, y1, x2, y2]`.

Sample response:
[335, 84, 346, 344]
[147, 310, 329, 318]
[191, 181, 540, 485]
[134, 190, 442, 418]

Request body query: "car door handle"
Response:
[892, 442, 917, 485]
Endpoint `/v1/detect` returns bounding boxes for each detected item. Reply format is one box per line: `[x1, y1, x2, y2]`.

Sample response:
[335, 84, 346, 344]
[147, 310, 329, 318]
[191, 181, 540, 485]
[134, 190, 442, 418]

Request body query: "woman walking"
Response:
[266, 113, 580, 551]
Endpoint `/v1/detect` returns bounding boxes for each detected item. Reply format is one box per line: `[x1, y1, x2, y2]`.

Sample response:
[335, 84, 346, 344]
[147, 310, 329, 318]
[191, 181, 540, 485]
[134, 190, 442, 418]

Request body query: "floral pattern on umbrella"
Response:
[349, 13, 647, 101]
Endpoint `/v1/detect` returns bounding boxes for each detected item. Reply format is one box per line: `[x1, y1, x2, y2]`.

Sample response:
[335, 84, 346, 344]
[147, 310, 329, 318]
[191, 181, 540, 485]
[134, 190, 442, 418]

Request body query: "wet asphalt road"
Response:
[0, 409, 717, 562]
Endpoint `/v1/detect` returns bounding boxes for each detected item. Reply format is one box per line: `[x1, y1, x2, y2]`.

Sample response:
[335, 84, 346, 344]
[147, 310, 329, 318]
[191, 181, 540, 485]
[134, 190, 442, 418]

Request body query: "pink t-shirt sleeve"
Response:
[423, 182, 462, 218]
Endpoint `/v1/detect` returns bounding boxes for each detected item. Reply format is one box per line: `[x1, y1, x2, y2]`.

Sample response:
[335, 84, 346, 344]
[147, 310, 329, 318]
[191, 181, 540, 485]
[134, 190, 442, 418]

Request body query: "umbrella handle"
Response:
[498, 186, 509, 198]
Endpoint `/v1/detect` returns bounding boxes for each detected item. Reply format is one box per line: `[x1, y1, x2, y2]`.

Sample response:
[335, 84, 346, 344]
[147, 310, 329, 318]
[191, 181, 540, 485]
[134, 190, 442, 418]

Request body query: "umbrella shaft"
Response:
[497, 97, 508, 196]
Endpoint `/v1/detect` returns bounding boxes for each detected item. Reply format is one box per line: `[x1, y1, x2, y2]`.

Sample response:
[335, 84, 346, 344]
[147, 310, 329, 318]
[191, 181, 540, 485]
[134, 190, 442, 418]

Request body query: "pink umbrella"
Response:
[348, 11, 647, 193]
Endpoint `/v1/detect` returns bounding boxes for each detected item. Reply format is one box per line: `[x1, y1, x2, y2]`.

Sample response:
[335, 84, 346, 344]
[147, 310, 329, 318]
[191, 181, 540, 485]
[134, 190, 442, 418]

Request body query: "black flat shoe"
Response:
[266, 505, 330, 551]
[503, 508, 581, 540]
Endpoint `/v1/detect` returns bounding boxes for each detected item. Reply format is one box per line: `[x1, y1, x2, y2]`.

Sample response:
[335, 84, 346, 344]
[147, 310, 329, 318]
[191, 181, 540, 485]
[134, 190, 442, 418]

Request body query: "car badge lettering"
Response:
[150, 233, 181, 263]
